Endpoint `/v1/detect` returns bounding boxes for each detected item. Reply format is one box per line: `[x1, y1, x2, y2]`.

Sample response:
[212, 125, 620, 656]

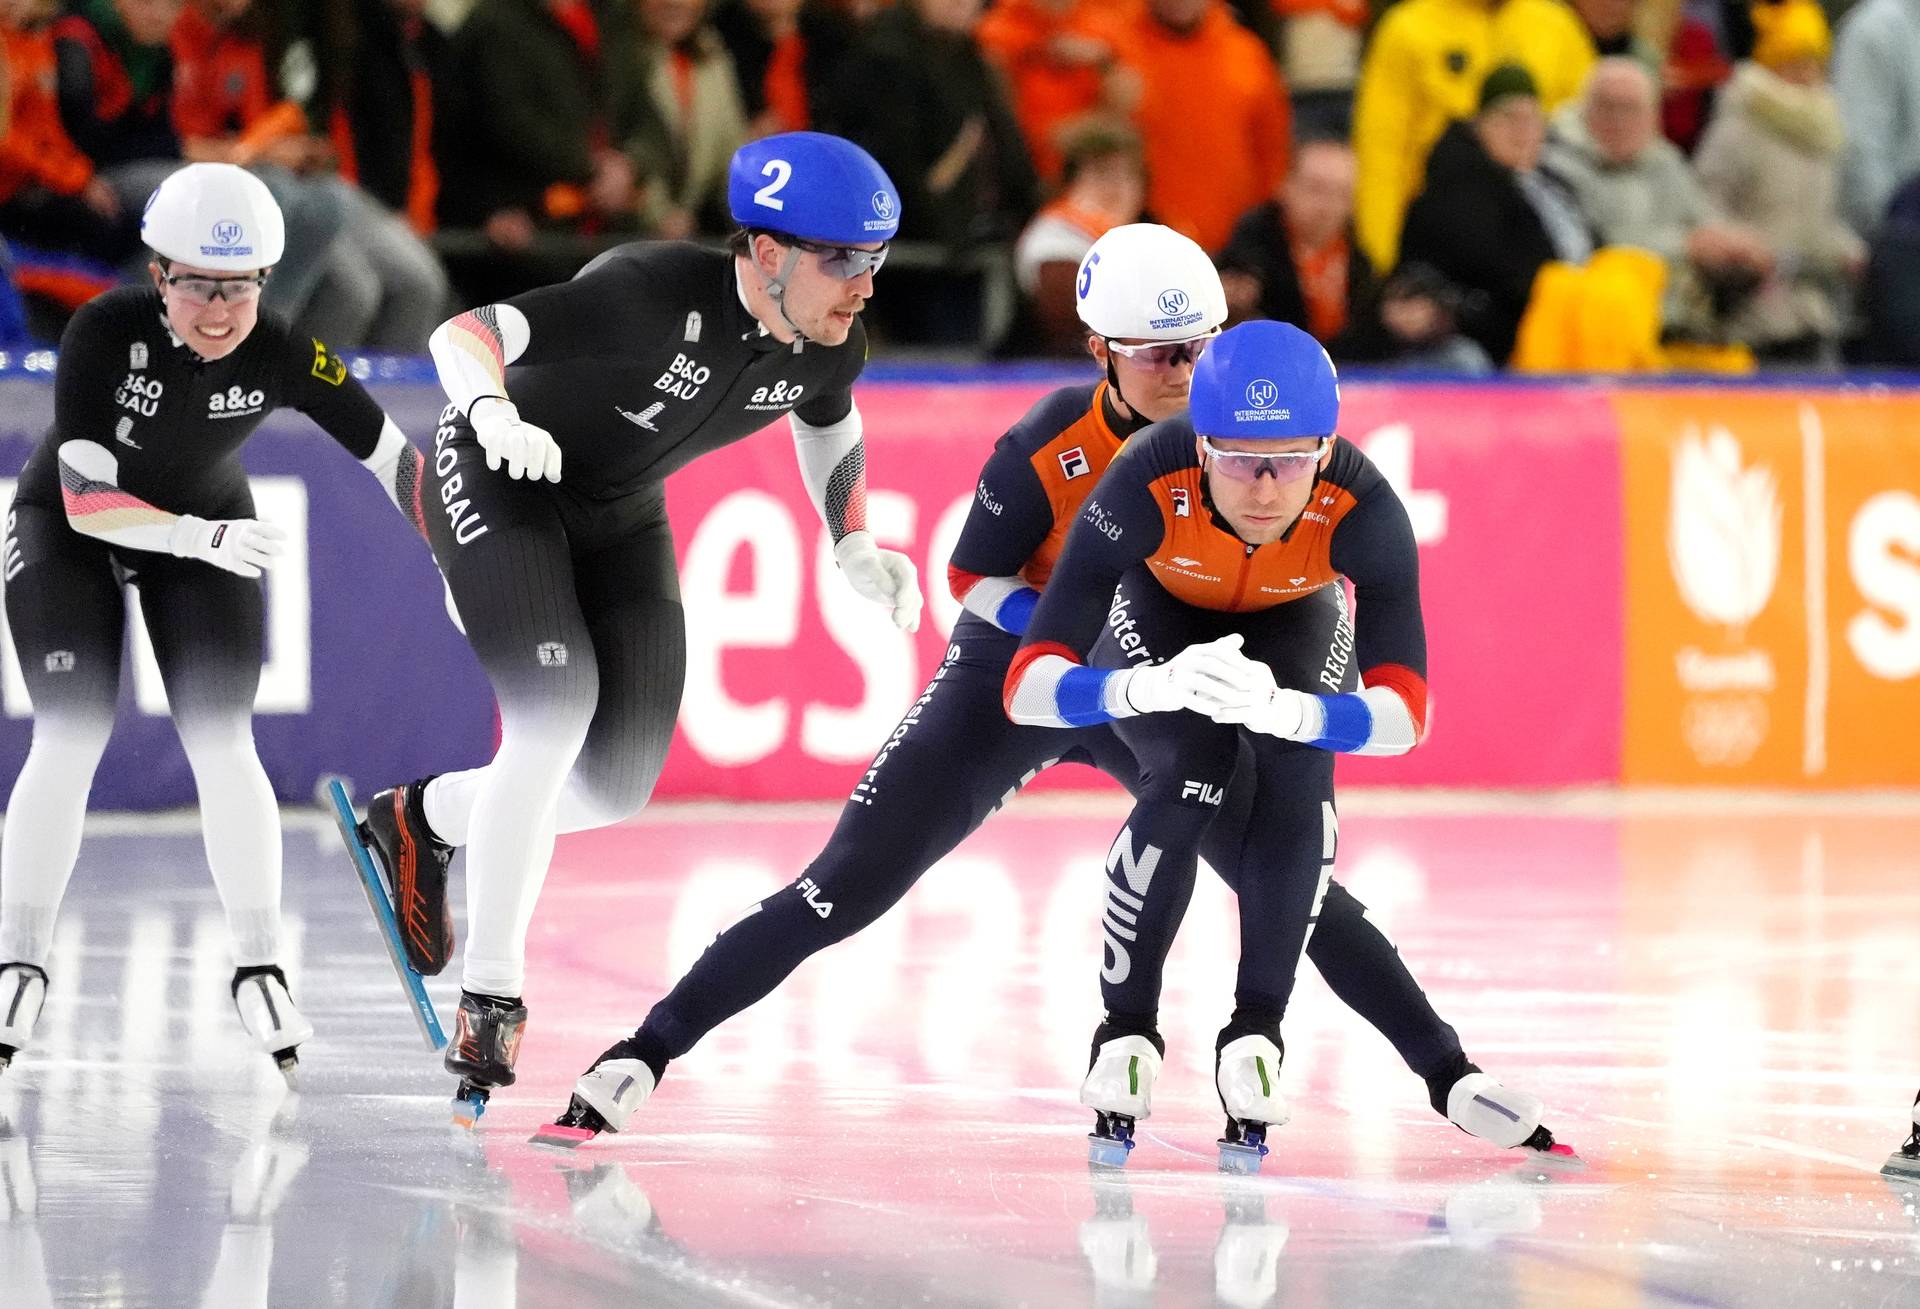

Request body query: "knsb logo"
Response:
[1667, 425, 1781, 765]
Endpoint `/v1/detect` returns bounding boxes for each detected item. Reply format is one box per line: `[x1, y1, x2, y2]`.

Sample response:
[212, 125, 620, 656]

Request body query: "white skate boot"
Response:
[1079, 1171, 1158, 1296]
[1215, 1035, 1290, 1174]
[0, 964, 47, 1079]
[1884, 1092, 1920, 1183]
[231, 966, 314, 1087]
[531, 1040, 658, 1149]
[1081, 1034, 1163, 1167]
[1446, 1071, 1579, 1164]
[1214, 1190, 1289, 1309]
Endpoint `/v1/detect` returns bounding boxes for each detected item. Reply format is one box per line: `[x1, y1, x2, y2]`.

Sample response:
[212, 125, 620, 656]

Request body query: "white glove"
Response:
[1208, 677, 1321, 742]
[1118, 633, 1271, 715]
[168, 515, 287, 579]
[469, 396, 562, 482]
[834, 530, 923, 632]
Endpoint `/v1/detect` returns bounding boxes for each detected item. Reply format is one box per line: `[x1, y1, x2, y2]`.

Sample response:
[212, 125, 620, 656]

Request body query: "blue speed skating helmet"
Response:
[1188, 320, 1341, 439]
[728, 132, 901, 244]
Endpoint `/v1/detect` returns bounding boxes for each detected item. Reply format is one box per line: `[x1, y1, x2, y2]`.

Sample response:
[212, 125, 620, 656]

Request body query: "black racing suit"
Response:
[8, 287, 389, 733]
[420, 242, 868, 824]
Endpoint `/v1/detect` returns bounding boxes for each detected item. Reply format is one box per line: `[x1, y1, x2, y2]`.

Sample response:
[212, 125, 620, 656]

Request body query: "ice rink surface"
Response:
[2, 791, 1917, 1309]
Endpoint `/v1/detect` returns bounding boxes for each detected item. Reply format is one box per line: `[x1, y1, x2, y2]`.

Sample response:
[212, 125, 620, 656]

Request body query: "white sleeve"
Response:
[56, 439, 183, 554]
[789, 401, 867, 544]
[427, 304, 532, 418]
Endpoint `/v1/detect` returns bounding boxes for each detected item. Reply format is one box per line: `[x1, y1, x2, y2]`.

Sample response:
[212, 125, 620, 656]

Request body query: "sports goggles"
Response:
[162, 272, 267, 305]
[1200, 434, 1330, 484]
[786, 237, 889, 279]
[1105, 330, 1219, 370]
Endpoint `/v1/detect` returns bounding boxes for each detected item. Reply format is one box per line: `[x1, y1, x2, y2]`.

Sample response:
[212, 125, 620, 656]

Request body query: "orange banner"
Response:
[1617, 389, 1920, 785]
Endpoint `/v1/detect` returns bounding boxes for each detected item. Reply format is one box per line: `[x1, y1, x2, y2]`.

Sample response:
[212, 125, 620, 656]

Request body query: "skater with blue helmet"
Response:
[334, 132, 923, 1126]
[1005, 318, 1576, 1170]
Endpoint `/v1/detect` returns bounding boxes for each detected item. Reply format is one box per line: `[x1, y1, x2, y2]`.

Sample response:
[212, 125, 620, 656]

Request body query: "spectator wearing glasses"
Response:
[332, 133, 925, 1128]
[0, 163, 428, 1088]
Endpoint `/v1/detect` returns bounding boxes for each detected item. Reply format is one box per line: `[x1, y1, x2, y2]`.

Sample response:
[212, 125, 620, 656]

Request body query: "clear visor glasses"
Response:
[1106, 330, 1219, 370]
[1200, 435, 1330, 484]
[788, 238, 889, 280]
[163, 273, 267, 306]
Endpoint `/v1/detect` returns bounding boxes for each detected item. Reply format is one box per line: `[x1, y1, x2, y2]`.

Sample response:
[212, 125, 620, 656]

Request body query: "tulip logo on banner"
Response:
[1668, 426, 1781, 765]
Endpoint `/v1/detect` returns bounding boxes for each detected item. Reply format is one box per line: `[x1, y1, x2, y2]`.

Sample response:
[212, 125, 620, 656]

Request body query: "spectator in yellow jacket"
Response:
[1352, 0, 1494, 271]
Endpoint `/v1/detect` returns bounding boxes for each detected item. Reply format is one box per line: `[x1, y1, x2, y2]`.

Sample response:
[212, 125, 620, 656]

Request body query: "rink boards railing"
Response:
[0, 354, 1916, 808]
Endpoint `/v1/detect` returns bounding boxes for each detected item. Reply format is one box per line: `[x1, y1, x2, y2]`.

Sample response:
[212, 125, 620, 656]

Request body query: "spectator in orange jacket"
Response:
[0, 0, 140, 261]
[1106, 0, 1290, 253]
[976, 0, 1131, 183]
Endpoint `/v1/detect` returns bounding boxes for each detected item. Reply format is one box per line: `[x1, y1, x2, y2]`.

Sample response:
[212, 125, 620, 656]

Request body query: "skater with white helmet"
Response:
[1006, 315, 1577, 1170]
[530, 225, 1565, 1174]
[0, 162, 430, 1084]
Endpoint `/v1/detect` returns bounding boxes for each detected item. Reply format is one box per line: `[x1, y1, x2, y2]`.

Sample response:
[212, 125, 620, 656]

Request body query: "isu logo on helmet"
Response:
[1158, 288, 1189, 317]
[1245, 379, 1279, 410]
[872, 191, 894, 221]
[212, 220, 243, 246]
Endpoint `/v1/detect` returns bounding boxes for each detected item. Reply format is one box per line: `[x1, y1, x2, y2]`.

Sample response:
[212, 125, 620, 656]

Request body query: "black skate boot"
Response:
[1884, 1090, 1920, 1182]
[445, 990, 527, 1127]
[0, 962, 48, 1078]
[361, 780, 456, 975]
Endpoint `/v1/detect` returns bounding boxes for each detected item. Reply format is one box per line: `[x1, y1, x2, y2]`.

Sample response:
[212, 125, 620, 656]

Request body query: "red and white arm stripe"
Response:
[1352, 663, 1429, 756]
[57, 440, 180, 552]
[427, 303, 531, 418]
[948, 564, 1040, 634]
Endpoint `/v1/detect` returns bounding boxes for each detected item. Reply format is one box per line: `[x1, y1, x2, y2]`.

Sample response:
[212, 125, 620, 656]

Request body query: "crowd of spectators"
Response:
[0, 0, 1913, 368]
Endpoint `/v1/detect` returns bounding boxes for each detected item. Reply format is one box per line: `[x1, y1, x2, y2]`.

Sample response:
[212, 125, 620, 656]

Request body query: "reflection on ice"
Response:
[0, 800, 1912, 1307]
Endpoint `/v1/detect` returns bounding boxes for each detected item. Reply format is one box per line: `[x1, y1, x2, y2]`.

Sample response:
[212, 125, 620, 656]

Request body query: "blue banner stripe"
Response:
[1056, 666, 1116, 727]
[1310, 694, 1373, 753]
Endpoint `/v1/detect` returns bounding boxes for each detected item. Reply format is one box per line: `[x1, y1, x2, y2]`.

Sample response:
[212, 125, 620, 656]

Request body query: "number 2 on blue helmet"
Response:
[754, 160, 792, 211]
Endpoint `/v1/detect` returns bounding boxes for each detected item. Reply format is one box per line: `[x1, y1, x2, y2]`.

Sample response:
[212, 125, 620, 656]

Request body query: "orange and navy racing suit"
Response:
[1003, 417, 1429, 1052]
[623, 383, 1472, 1109]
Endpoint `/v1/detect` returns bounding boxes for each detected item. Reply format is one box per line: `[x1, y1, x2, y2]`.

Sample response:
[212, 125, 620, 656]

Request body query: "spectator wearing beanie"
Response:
[1399, 62, 1592, 364]
[1694, 0, 1864, 363]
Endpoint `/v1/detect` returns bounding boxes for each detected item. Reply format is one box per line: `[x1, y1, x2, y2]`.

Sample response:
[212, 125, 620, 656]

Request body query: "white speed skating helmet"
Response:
[141, 163, 286, 271]
[1074, 223, 1227, 341]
